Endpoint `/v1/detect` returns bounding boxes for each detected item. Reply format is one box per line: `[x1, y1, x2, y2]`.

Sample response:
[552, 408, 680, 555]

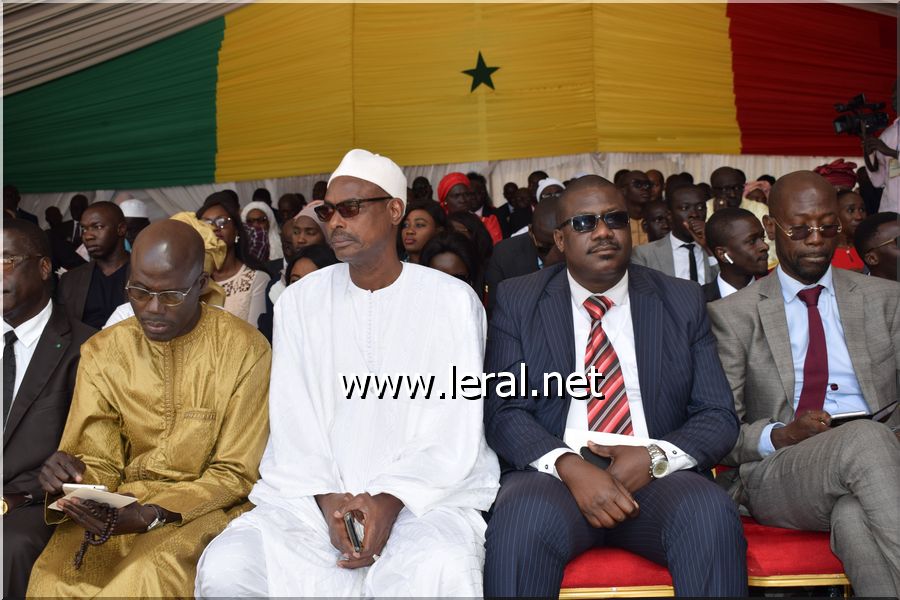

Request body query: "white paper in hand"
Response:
[48, 488, 138, 511]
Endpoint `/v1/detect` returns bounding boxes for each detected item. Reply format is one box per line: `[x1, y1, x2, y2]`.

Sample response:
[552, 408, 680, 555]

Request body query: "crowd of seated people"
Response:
[2, 145, 898, 599]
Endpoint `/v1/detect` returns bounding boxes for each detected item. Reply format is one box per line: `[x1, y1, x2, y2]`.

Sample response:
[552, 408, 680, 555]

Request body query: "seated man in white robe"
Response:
[195, 149, 500, 597]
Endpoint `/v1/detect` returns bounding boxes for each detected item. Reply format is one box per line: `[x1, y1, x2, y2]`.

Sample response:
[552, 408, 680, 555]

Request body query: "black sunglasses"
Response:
[314, 196, 393, 222]
[558, 211, 630, 233]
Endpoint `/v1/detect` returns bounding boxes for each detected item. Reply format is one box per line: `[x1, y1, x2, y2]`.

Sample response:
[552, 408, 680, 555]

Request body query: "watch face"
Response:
[652, 461, 668, 478]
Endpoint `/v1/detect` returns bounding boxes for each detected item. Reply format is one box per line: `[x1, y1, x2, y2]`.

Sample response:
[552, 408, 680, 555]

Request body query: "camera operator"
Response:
[862, 83, 899, 213]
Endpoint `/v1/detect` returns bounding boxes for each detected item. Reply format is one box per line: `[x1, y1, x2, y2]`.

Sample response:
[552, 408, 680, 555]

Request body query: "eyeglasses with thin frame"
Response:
[314, 196, 393, 222]
[125, 281, 196, 306]
[866, 235, 899, 253]
[201, 216, 233, 230]
[557, 211, 630, 233]
[540, 191, 564, 202]
[770, 219, 842, 241]
[2, 254, 44, 271]
[245, 215, 269, 226]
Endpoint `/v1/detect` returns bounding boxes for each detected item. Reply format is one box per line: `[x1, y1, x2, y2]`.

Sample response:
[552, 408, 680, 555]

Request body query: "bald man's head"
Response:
[764, 171, 840, 285]
[128, 220, 208, 342]
[531, 196, 561, 263]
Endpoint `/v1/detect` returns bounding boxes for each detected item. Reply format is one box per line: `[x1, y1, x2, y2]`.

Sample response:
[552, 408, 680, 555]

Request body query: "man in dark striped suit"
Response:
[482, 176, 746, 597]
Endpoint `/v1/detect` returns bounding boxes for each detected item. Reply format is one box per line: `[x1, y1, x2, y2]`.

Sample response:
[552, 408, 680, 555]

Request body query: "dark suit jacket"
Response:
[702, 281, 721, 303]
[15, 208, 38, 225]
[56, 261, 129, 326]
[3, 303, 95, 498]
[484, 262, 739, 473]
[61, 219, 81, 246]
[485, 234, 540, 315]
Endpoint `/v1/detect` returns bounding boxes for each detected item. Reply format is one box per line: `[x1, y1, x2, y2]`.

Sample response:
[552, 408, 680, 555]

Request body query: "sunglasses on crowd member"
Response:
[770, 219, 842, 241]
[314, 196, 393, 222]
[557, 210, 630, 233]
[125, 281, 196, 307]
[540, 191, 564, 202]
[201, 216, 233, 230]
[245, 215, 269, 226]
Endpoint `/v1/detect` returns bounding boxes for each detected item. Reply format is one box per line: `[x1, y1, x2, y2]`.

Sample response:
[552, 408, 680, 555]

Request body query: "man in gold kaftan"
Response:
[27, 219, 270, 597]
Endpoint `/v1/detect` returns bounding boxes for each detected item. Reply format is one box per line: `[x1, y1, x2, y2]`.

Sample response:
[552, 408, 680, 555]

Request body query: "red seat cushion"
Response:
[742, 516, 844, 577]
[561, 547, 672, 589]
[560, 517, 843, 589]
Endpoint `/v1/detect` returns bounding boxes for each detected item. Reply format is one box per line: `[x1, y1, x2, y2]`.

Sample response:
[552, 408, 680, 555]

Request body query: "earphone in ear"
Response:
[723, 252, 734, 265]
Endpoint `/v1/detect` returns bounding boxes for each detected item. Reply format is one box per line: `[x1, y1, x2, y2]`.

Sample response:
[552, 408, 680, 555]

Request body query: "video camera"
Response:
[833, 93, 889, 137]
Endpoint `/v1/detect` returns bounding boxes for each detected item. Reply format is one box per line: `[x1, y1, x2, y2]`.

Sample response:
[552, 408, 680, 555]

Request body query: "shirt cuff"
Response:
[653, 440, 697, 475]
[758, 422, 783, 457]
[530, 448, 577, 480]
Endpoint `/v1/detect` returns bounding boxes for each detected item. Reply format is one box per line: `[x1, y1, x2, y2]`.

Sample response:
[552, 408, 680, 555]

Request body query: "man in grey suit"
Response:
[631, 185, 717, 284]
[709, 171, 900, 598]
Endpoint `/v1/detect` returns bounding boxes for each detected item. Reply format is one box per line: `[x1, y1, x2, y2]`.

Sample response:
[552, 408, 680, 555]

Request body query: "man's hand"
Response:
[683, 220, 711, 255]
[315, 492, 356, 560]
[771, 410, 831, 450]
[335, 493, 404, 569]
[39, 451, 85, 494]
[587, 442, 652, 493]
[863, 136, 899, 159]
[55, 498, 159, 535]
[556, 453, 639, 529]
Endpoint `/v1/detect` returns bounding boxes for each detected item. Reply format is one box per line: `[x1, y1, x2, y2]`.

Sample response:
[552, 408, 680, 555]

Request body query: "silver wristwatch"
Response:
[647, 444, 669, 479]
[145, 504, 165, 532]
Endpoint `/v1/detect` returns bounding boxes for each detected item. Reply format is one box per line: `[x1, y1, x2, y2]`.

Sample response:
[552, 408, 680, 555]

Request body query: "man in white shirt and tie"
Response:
[631, 185, 717, 284]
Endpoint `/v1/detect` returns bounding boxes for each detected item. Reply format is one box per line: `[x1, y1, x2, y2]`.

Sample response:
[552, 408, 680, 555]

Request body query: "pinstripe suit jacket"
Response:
[484, 262, 739, 474]
[708, 268, 900, 500]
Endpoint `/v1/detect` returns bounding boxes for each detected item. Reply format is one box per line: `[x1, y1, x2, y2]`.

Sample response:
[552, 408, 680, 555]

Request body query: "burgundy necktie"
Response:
[795, 285, 828, 415]
[583, 296, 632, 435]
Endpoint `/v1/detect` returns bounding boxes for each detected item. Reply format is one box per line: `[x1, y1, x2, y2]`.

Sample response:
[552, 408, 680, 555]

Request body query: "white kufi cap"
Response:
[328, 149, 407, 207]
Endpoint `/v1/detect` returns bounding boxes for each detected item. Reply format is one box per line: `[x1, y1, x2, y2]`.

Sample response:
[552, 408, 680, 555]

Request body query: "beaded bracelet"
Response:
[73, 504, 118, 570]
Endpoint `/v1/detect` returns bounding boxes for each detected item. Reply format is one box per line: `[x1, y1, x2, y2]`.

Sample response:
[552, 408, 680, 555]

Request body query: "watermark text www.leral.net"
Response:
[340, 365, 608, 401]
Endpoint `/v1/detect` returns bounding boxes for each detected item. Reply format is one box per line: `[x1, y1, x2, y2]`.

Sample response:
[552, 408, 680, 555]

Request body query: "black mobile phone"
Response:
[580, 446, 612, 470]
[343, 512, 362, 553]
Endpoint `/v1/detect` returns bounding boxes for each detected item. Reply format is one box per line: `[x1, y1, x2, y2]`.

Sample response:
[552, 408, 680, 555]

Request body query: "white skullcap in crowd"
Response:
[328, 149, 407, 207]
[119, 198, 148, 219]
[535, 178, 565, 202]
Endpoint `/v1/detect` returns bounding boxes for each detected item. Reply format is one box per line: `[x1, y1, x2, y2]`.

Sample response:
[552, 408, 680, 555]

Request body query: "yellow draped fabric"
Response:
[27, 306, 270, 597]
[168, 211, 227, 307]
[214, 3, 740, 181]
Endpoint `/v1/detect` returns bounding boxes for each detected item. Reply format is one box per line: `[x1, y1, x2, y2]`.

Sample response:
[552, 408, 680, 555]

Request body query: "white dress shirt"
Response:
[668, 232, 708, 284]
[716, 274, 741, 299]
[530, 270, 697, 478]
[2, 299, 53, 401]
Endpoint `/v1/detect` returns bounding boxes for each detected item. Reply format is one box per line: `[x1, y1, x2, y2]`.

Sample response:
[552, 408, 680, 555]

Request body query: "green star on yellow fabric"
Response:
[462, 51, 500, 92]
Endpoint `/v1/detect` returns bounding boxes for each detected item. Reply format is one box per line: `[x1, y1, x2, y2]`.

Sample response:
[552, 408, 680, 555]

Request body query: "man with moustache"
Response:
[56, 202, 130, 329]
[709, 171, 900, 598]
[195, 149, 499, 597]
[631, 185, 717, 284]
[28, 220, 270, 597]
[702, 208, 770, 302]
[483, 175, 745, 596]
[2, 220, 95, 598]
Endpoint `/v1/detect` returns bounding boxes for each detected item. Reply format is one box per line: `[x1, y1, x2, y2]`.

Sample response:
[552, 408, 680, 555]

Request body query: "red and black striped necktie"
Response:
[583, 295, 632, 435]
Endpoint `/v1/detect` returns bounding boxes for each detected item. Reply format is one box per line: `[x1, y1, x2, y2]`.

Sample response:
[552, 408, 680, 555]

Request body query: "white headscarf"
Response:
[240, 201, 283, 261]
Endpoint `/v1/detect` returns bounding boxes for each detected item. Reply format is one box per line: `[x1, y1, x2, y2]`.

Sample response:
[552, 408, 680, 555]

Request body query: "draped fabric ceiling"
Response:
[4, 3, 896, 194]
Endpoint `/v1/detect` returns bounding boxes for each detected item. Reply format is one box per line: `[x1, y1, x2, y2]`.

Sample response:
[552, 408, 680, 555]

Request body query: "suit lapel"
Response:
[74, 265, 92, 321]
[756, 274, 795, 407]
[4, 306, 72, 446]
[832, 270, 878, 410]
[629, 268, 662, 432]
[539, 269, 576, 435]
